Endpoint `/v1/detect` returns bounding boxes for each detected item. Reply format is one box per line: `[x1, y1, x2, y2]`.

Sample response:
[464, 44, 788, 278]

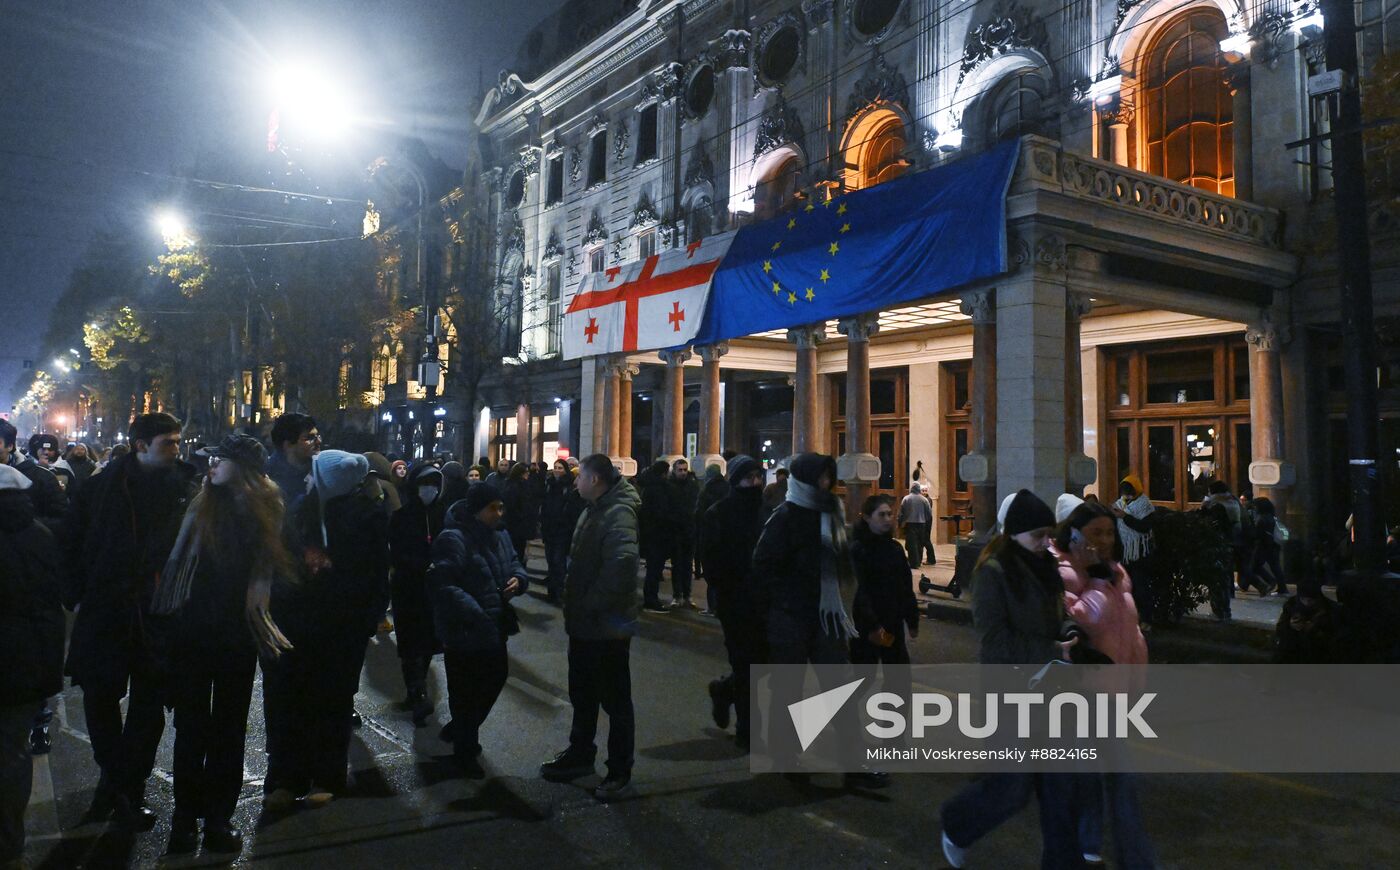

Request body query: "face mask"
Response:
[418, 486, 440, 505]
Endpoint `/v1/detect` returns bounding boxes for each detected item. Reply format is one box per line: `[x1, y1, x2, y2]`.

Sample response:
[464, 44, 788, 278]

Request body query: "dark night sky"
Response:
[0, 0, 569, 413]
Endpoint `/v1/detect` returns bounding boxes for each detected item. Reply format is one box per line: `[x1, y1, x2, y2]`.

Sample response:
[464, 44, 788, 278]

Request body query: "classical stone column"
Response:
[1064, 292, 1097, 495]
[1246, 317, 1295, 517]
[601, 358, 622, 457]
[591, 360, 607, 454]
[1226, 62, 1255, 201]
[959, 290, 997, 540]
[658, 347, 692, 460]
[516, 403, 533, 465]
[996, 228, 1070, 505]
[838, 314, 881, 515]
[787, 324, 824, 455]
[697, 343, 728, 469]
[618, 362, 638, 460]
[1105, 104, 1132, 167]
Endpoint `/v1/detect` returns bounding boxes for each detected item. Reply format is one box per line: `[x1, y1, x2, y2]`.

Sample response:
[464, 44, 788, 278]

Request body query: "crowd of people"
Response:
[0, 406, 1375, 867]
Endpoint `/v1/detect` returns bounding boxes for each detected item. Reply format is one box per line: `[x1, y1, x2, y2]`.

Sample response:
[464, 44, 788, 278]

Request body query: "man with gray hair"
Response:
[899, 481, 934, 568]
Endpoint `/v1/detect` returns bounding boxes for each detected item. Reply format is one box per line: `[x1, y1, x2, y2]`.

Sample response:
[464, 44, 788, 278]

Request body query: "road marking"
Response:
[505, 675, 570, 708]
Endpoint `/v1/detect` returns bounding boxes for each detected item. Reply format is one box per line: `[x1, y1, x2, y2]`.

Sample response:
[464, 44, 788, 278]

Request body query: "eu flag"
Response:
[687, 138, 1020, 346]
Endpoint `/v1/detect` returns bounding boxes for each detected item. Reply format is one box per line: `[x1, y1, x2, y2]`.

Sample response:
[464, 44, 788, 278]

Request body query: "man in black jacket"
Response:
[0, 419, 66, 530]
[65, 413, 196, 830]
[0, 464, 64, 865]
[699, 455, 766, 749]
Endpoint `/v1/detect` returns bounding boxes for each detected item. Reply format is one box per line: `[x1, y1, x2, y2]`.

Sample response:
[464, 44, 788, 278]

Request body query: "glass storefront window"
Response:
[872, 378, 898, 415]
[1116, 426, 1132, 485]
[1147, 425, 1177, 501]
[953, 368, 971, 410]
[1185, 424, 1217, 504]
[1233, 422, 1252, 495]
[878, 429, 896, 489]
[1115, 358, 1131, 406]
[953, 427, 970, 494]
[1145, 350, 1215, 403]
[1232, 346, 1250, 402]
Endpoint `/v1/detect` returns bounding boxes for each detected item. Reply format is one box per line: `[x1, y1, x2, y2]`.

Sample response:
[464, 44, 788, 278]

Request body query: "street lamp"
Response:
[156, 210, 194, 248]
[267, 62, 356, 142]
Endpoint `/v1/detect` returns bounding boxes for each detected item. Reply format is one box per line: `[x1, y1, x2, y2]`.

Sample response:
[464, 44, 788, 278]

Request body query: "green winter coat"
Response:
[565, 477, 642, 640]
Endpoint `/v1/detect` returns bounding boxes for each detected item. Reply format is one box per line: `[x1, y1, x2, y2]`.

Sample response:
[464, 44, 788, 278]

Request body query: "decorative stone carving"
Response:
[718, 29, 752, 70]
[1113, 0, 1141, 30]
[684, 148, 715, 189]
[518, 144, 542, 179]
[1246, 318, 1291, 352]
[612, 120, 630, 162]
[697, 342, 730, 362]
[583, 212, 607, 246]
[566, 248, 580, 279]
[503, 213, 525, 253]
[681, 50, 716, 120]
[786, 324, 825, 349]
[630, 193, 661, 229]
[1007, 229, 1065, 272]
[586, 113, 608, 136]
[845, 48, 909, 118]
[960, 0, 1048, 83]
[959, 290, 995, 324]
[1067, 292, 1094, 321]
[802, 0, 834, 28]
[1303, 36, 1326, 68]
[568, 144, 583, 184]
[837, 313, 880, 342]
[754, 96, 805, 159]
[659, 347, 693, 366]
[754, 11, 805, 86]
[1103, 103, 1134, 126]
[658, 219, 679, 247]
[610, 235, 625, 265]
[842, 0, 901, 44]
[544, 229, 563, 261]
[642, 62, 684, 104]
[1249, 11, 1292, 67]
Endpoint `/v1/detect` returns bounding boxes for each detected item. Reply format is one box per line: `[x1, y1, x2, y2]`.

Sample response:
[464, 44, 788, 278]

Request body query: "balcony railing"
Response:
[1013, 136, 1283, 249]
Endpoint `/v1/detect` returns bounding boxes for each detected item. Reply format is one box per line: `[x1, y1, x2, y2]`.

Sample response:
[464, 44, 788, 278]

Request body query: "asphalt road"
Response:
[21, 574, 1400, 869]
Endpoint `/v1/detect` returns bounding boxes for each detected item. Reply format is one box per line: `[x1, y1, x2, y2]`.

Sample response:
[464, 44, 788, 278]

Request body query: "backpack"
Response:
[1272, 518, 1290, 546]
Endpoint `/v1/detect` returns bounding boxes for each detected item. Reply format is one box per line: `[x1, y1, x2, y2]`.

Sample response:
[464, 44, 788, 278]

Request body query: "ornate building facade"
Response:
[468, 0, 1400, 540]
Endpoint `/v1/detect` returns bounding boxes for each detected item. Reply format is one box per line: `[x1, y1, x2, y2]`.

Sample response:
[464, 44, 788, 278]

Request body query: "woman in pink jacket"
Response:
[1052, 501, 1147, 666]
[1051, 500, 1154, 868]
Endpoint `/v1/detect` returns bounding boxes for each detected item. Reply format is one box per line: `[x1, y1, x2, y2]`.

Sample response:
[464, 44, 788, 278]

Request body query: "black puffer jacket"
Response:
[429, 501, 527, 653]
[851, 523, 919, 641]
[565, 477, 642, 640]
[971, 541, 1065, 665]
[540, 473, 584, 547]
[64, 453, 198, 686]
[0, 484, 64, 705]
[700, 457, 765, 595]
[7, 454, 67, 531]
[750, 454, 843, 618]
[280, 485, 391, 643]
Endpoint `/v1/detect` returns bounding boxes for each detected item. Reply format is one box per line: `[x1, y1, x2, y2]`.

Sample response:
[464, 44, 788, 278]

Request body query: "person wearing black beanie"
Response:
[939, 487, 1080, 868]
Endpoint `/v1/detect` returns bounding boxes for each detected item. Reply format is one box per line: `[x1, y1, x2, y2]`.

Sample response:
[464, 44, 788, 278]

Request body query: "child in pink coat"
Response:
[1050, 500, 1147, 666]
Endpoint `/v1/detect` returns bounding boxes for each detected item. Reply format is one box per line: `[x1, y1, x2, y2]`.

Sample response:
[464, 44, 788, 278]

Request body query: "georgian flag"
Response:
[562, 232, 735, 359]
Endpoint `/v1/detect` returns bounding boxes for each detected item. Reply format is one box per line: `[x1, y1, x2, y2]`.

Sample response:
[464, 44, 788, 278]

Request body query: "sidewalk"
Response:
[911, 544, 1282, 662]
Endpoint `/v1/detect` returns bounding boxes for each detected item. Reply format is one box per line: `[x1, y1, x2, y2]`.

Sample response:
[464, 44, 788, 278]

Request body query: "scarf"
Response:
[787, 477, 857, 638]
[151, 506, 200, 615]
[1115, 493, 1155, 564]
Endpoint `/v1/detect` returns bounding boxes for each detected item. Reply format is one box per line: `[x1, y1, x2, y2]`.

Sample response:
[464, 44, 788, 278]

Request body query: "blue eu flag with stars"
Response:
[688, 139, 1020, 346]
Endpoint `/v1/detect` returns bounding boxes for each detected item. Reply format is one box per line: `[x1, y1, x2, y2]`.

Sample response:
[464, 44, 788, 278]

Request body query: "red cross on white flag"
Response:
[563, 231, 735, 359]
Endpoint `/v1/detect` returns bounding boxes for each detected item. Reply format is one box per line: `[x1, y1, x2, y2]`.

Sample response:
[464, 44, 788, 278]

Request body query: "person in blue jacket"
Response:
[428, 482, 528, 777]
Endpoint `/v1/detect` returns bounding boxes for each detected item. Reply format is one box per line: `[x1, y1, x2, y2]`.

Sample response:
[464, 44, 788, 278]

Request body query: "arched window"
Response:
[843, 108, 908, 191]
[1142, 9, 1234, 196]
[754, 155, 803, 220]
[986, 70, 1051, 143]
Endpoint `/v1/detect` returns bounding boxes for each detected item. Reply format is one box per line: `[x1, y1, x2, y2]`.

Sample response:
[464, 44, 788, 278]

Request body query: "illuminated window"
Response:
[754, 155, 803, 220]
[842, 107, 908, 191]
[1142, 9, 1235, 196]
[987, 70, 1051, 142]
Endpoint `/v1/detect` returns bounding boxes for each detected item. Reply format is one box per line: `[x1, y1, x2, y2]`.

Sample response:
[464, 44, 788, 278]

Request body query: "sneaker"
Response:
[111, 795, 157, 832]
[708, 678, 732, 729]
[165, 815, 198, 855]
[203, 822, 244, 854]
[681, 597, 698, 610]
[942, 830, 968, 868]
[670, 598, 683, 609]
[410, 692, 433, 727]
[263, 788, 297, 813]
[350, 709, 363, 729]
[593, 773, 635, 802]
[540, 748, 596, 782]
[1083, 853, 1104, 866]
[28, 725, 51, 755]
[643, 601, 670, 614]
[303, 785, 335, 808]
[699, 608, 716, 617]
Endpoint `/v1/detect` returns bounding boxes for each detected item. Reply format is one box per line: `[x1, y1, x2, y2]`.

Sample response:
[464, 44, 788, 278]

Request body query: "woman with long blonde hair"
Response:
[152, 434, 292, 857]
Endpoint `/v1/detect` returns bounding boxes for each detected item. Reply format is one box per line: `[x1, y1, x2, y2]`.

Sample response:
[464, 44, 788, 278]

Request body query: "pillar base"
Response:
[693, 454, 727, 475]
[1248, 459, 1296, 488]
[1067, 453, 1098, 490]
[610, 456, 638, 478]
[958, 451, 995, 485]
[837, 452, 881, 484]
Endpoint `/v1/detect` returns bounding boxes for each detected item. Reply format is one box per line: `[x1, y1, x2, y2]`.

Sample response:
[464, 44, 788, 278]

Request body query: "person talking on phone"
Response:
[850, 494, 919, 666]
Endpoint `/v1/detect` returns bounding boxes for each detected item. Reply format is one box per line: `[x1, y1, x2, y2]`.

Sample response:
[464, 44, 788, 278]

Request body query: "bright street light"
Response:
[53, 359, 70, 373]
[268, 62, 355, 139]
[156, 210, 194, 248]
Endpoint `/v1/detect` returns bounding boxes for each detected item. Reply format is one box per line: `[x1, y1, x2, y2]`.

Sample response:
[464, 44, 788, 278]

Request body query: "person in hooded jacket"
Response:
[502, 463, 534, 565]
[429, 482, 528, 777]
[637, 460, 672, 611]
[0, 465, 63, 866]
[389, 464, 445, 726]
[693, 463, 729, 614]
[939, 489, 1082, 870]
[440, 460, 469, 509]
[699, 455, 766, 749]
[151, 435, 294, 857]
[63, 442, 98, 487]
[850, 494, 920, 666]
[263, 450, 389, 809]
[540, 459, 584, 603]
[65, 413, 197, 831]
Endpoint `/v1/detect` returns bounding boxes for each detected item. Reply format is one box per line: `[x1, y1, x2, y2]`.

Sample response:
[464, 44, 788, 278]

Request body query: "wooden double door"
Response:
[1108, 417, 1252, 509]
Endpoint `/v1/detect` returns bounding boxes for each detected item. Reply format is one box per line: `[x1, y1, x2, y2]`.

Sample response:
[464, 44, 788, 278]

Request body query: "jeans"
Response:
[444, 646, 509, 758]
[941, 772, 1085, 869]
[80, 655, 167, 802]
[170, 656, 256, 823]
[263, 634, 367, 795]
[669, 539, 694, 600]
[1, 704, 34, 862]
[643, 541, 669, 606]
[544, 538, 571, 599]
[903, 522, 933, 567]
[1253, 543, 1286, 594]
[1076, 772, 1156, 868]
[566, 637, 634, 777]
